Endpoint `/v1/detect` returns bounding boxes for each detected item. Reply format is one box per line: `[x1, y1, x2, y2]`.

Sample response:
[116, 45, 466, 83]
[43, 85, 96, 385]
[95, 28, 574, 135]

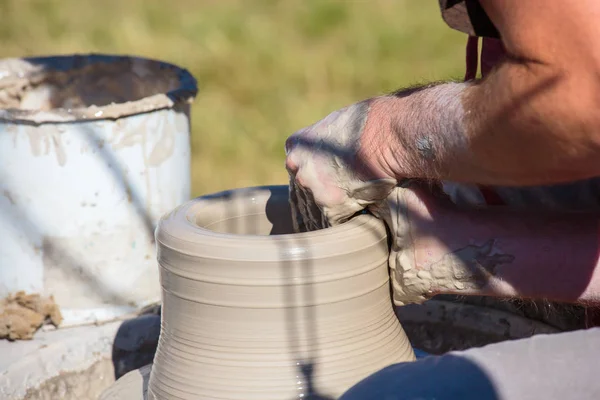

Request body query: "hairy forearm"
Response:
[378, 60, 600, 186]
[391, 188, 600, 305]
[425, 209, 600, 304]
[464, 57, 600, 185]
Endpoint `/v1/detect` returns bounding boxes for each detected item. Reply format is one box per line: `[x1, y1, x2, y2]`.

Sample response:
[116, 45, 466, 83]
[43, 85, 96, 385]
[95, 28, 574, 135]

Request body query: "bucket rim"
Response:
[0, 53, 198, 124]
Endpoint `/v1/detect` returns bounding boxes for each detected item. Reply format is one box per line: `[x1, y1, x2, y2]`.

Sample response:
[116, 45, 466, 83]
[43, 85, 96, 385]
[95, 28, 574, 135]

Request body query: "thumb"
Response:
[366, 186, 413, 252]
[366, 198, 393, 233]
[348, 178, 397, 203]
[367, 185, 430, 306]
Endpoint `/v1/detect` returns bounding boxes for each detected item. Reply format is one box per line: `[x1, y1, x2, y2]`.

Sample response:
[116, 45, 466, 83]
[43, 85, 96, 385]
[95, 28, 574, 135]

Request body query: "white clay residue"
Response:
[0, 55, 197, 123]
[25, 125, 68, 166]
[378, 186, 517, 306]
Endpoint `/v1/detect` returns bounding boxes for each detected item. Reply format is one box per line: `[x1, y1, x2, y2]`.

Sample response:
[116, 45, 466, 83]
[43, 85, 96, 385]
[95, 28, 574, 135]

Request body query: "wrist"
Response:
[356, 96, 404, 180]
[385, 81, 473, 181]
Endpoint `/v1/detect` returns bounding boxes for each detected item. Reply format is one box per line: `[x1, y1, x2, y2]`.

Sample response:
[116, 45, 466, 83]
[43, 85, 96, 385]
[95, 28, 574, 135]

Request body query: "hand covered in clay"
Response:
[372, 183, 517, 305]
[285, 98, 515, 305]
[284, 99, 453, 303]
[285, 99, 399, 230]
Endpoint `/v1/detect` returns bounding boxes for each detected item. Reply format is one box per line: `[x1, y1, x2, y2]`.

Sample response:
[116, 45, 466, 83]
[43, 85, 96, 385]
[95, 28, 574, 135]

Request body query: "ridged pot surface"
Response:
[141, 185, 415, 399]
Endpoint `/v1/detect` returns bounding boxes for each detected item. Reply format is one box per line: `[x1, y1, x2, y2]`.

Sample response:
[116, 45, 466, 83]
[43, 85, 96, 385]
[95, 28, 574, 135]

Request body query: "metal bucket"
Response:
[0, 54, 197, 327]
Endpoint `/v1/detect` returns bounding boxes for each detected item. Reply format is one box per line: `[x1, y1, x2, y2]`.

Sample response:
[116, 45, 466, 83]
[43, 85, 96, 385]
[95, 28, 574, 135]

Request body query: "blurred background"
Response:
[0, 0, 466, 197]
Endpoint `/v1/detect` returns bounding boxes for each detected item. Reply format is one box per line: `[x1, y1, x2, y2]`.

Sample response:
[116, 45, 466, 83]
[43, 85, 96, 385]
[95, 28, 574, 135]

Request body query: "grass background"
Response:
[0, 0, 467, 197]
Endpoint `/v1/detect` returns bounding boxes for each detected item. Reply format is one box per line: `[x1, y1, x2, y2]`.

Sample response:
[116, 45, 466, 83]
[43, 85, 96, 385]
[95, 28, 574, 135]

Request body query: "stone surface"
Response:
[0, 322, 119, 400]
[0, 307, 161, 400]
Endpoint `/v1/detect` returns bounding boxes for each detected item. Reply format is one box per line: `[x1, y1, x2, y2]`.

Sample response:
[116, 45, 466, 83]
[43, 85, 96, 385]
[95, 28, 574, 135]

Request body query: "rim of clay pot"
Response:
[0, 53, 198, 124]
[157, 185, 388, 264]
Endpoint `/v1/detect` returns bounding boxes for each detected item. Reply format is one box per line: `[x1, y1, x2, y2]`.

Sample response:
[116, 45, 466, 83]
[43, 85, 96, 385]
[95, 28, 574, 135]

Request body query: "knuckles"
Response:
[284, 153, 298, 173]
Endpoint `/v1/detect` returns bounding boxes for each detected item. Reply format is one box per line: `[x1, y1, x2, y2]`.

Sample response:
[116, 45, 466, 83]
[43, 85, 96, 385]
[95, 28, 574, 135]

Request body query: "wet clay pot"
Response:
[102, 185, 415, 399]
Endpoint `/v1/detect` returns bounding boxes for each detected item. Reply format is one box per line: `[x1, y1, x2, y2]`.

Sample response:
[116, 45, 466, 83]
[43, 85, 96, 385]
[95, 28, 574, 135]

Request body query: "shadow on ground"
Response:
[111, 304, 161, 380]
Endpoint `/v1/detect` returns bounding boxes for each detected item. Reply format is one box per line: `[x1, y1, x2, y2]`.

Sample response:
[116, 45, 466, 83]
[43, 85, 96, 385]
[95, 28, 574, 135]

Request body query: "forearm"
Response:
[375, 63, 600, 186]
[463, 57, 600, 185]
[397, 194, 600, 304]
[374, 0, 600, 187]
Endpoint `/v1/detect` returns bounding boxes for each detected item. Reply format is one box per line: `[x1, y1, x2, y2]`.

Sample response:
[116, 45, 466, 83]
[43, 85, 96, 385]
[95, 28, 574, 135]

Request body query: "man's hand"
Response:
[285, 99, 398, 227]
[288, 0, 600, 210]
[284, 79, 476, 230]
[374, 183, 600, 306]
[284, 0, 600, 306]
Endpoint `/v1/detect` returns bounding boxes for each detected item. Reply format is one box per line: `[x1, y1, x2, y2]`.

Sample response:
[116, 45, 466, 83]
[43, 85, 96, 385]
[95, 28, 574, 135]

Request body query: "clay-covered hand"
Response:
[371, 183, 517, 305]
[285, 98, 398, 229]
[368, 183, 440, 305]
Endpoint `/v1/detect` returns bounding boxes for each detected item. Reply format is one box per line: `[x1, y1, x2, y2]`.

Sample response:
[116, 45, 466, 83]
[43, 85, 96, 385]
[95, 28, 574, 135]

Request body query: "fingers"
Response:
[303, 186, 328, 231]
[285, 128, 306, 174]
[287, 142, 331, 231]
[288, 178, 307, 233]
[284, 104, 374, 230]
[285, 141, 308, 232]
[294, 182, 311, 232]
[287, 134, 319, 232]
[296, 182, 326, 232]
[285, 134, 298, 158]
[288, 169, 330, 232]
[285, 151, 299, 174]
[321, 204, 329, 229]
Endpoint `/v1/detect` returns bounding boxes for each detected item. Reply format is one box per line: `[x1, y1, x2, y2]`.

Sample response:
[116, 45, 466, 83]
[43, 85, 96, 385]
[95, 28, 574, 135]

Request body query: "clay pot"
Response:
[102, 185, 415, 399]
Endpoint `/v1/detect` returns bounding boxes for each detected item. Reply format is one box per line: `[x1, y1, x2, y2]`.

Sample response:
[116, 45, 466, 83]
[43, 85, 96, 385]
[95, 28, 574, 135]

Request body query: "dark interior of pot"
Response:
[0, 57, 181, 111]
[196, 186, 307, 236]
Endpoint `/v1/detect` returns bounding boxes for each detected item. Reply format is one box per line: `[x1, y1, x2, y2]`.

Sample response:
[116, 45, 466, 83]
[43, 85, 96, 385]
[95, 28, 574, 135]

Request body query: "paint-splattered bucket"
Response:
[0, 54, 197, 327]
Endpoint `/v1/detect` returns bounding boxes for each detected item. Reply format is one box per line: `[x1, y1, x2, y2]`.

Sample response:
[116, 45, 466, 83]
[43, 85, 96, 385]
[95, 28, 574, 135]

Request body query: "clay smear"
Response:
[375, 186, 519, 305]
[0, 291, 62, 340]
[0, 54, 197, 123]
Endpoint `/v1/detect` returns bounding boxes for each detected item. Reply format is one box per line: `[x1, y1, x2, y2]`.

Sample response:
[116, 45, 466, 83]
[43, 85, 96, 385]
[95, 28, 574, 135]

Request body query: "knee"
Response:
[339, 355, 499, 400]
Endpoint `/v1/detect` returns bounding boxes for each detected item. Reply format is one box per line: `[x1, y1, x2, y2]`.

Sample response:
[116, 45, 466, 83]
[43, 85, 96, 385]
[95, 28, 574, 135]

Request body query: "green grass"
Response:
[0, 0, 467, 196]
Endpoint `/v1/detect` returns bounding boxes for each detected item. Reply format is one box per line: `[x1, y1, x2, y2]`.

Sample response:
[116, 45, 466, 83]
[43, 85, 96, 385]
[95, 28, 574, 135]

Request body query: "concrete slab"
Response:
[0, 310, 161, 400]
[0, 322, 120, 400]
